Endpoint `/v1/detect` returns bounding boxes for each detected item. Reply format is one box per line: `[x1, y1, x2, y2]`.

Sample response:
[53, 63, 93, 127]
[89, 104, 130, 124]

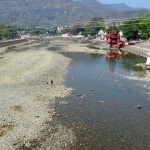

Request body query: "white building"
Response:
[98, 29, 106, 40]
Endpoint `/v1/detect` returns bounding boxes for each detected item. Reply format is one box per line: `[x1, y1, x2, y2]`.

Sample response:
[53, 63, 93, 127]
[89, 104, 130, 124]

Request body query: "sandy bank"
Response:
[48, 37, 108, 54]
[0, 39, 75, 149]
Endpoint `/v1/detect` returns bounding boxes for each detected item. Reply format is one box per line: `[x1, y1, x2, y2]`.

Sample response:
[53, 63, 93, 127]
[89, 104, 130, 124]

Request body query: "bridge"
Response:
[123, 42, 150, 65]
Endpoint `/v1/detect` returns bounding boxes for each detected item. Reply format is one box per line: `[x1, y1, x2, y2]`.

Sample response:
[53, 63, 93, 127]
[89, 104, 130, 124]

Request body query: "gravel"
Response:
[0, 40, 74, 150]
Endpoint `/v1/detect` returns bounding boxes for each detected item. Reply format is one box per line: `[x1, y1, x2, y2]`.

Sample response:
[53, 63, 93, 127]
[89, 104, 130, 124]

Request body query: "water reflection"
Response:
[108, 58, 116, 73]
[105, 49, 121, 73]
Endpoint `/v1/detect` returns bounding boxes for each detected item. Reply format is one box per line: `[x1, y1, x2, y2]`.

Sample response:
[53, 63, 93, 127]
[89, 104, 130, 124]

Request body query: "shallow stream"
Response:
[56, 52, 150, 150]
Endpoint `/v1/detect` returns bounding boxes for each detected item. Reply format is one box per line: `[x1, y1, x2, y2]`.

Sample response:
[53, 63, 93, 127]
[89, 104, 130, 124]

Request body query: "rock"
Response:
[146, 65, 150, 70]
[99, 101, 104, 103]
[35, 116, 39, 117]
[90, 89, 94, 91]
[77, 94, 82, 96]
[56, 114, 61, 117]
[25, 142, 31, 148]
[52, 112, 56, 116]
[134, 63, 146, 69]
[136, 105, 142, 109]
[59, 101, 68, 104]
[12, 141, 21, 146]
[70, 92, 74, 94]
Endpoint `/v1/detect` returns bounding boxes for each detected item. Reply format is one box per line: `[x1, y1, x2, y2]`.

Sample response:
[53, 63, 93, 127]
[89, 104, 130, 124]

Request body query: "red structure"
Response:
[105, 32, 126, 61]
[105, 31, 142, 72]
[106, 31, 141, 48]
[105, 49, 126, 61]
[106, 32, 122, 48]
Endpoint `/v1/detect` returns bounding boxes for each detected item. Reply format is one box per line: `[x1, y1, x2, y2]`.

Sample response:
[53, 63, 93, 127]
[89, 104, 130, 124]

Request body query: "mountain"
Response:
[102, 3, 135, 12]
[77, 0, 134, 12]
[0, 0, 149, 27]
[0, 0, 92, 26]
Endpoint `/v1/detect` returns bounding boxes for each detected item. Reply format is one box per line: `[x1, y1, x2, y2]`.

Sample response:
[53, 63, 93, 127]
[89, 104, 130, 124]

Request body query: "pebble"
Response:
[25, 142, 31, 148]
[136, 105, 142, 109]
[12, 141, 21, 146]
[90, 89, 94, 91]
[35, 116, 39, 118]
[56, 114, 61, 117]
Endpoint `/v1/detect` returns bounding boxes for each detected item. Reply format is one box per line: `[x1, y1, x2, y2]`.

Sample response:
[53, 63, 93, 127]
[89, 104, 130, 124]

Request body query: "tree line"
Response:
[0, 14, 150, 40]
[61, 17, 106, 36]
[61, 14, 150, 40]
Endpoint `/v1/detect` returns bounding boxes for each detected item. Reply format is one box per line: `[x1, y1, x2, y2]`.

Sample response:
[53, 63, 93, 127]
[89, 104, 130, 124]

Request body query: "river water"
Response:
[56, 52, 150, 150]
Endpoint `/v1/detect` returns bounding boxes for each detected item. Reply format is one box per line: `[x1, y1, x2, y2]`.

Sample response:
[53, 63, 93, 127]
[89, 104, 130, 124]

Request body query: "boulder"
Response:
[134, 63, 146, 69]
[136, 105, 142, 109]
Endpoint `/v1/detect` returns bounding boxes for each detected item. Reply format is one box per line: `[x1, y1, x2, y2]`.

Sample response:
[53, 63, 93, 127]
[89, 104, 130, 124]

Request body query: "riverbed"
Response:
[0, 37, 149, 149]
[55, 51, 150, 150]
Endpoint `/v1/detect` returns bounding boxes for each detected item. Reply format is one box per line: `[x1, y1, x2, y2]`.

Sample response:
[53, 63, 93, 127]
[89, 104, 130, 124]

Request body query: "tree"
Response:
[71, 23, 85, 35]
[2, 26, 17, 39]
[61, 27, 72, 34]
[90, 17, 104, 22]
[83, 16, 106, 36]
[118, 14, 150, 40]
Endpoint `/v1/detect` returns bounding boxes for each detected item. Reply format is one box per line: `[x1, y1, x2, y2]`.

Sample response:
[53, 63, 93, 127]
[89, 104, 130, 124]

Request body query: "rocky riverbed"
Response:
[0, 37, 106, 149]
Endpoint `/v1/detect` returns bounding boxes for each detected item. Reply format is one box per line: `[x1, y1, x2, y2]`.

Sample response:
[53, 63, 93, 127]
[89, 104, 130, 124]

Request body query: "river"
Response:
[56, 52, 150, 150]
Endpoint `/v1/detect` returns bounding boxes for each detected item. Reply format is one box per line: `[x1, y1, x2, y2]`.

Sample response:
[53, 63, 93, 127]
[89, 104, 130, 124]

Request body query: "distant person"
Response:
[50, 80, 54, 87]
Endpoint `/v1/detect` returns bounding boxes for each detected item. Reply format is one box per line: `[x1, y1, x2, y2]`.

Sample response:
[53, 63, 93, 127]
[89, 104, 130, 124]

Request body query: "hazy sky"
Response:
[101, 0, 150, 9]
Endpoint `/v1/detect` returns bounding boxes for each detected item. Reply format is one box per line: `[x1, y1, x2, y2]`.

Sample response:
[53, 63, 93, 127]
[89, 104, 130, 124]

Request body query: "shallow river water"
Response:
[56, 52, 150, 150]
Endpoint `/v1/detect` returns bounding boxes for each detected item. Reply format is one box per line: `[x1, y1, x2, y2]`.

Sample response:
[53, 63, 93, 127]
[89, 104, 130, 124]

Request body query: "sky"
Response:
[100, 0, 150, 9]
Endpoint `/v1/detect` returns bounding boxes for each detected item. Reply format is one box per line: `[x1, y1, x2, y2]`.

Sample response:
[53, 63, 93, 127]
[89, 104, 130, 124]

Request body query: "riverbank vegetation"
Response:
[61, 17, 106, 36]
[62, 14, 150, 41]
[0, 24, 17, 40]
[118, 14, 150, 40]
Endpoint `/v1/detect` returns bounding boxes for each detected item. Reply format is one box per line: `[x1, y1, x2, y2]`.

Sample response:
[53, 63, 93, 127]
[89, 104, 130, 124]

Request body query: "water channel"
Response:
[55, 52, 150, 150]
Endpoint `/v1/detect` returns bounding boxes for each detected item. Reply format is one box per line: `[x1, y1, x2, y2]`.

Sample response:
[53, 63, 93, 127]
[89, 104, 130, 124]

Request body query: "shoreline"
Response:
[0, 37, 106, 149]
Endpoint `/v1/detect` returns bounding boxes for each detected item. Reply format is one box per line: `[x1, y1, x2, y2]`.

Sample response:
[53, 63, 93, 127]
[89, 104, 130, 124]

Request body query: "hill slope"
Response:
[0, 0, 149, 26]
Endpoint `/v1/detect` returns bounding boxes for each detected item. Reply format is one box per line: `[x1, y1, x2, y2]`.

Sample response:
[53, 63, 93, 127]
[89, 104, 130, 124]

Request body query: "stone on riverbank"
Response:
[134, 63, 150, 70]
